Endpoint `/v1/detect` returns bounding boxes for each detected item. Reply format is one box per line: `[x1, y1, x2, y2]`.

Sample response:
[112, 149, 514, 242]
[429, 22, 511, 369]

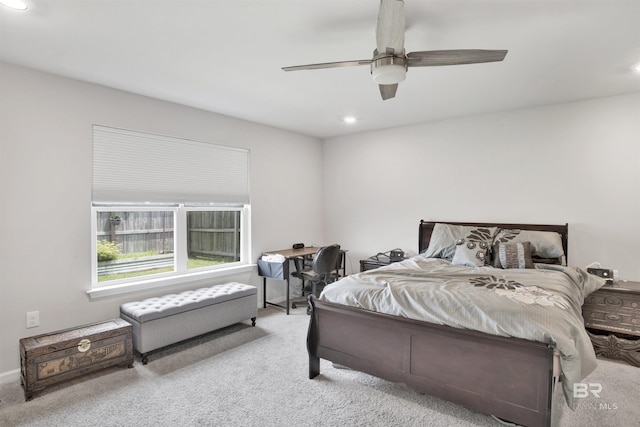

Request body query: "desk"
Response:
[264, 246, 319, 259]
[258, 246, 347, 314]
[259, 247, 319, 315]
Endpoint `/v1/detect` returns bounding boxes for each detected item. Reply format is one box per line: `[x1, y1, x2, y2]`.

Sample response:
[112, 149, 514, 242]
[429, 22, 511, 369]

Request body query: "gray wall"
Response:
[0, 62, 324, 375]
[322, 93, 640, 277]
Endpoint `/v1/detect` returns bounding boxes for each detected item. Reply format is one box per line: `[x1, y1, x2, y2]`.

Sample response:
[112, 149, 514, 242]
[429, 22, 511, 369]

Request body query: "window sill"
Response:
[86, 264, 256, 300]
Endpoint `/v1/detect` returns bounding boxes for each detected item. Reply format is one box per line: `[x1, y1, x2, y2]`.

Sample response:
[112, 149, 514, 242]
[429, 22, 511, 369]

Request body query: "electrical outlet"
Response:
[26, 311, 39, 329]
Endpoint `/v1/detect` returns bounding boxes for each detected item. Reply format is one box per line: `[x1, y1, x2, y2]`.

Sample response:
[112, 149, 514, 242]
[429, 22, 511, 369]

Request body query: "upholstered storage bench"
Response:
[120, 283, 257, 364]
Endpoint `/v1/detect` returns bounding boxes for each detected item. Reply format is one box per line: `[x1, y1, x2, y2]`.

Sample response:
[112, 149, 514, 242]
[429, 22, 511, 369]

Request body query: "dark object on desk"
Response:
[292, 244, 341, 313]
[360, 248, 406, 272]
[582, 280, 640, 367]
[292, 243, 304, 249]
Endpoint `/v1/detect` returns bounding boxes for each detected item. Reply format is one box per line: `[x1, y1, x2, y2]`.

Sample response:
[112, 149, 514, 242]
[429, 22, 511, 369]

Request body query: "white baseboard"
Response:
[0, 369, 20, 384]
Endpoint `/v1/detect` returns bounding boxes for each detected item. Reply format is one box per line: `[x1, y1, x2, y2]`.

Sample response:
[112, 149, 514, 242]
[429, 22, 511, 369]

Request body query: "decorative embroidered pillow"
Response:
[493, 229, 565, 265]
[452, 238, 490, 267]
[424, 223, 497, 261]
[493, 241, 534, 269]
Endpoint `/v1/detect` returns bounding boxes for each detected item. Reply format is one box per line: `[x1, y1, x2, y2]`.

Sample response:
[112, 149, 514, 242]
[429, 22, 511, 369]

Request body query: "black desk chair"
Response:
[292, 244, 341, 313]
[332, 249, 347, 281]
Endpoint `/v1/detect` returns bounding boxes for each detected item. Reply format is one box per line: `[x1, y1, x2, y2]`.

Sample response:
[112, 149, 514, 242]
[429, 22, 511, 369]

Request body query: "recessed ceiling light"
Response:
[343, 116, 357, 124]
[633, 64, 640, 73]
[0, 0, 28, 10]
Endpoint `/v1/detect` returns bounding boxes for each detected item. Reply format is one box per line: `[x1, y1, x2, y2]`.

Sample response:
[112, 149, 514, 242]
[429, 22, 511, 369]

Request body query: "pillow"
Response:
[452, 239, 489, 267]
[493, 241, 534, 269]
[424, 223, 497, 261]
[493, 229, 565, 264]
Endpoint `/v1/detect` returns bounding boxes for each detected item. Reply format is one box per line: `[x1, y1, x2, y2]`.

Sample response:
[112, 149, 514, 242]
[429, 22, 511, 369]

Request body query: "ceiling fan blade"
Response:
[282, 59, 372, 72]
[406, 49, 508, 67]
[376, 0, 405, 55]
[379, 84, 398, 100]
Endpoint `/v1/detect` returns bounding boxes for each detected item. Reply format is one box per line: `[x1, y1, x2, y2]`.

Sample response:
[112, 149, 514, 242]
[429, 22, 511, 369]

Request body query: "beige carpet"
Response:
[1, 307, 638, 426]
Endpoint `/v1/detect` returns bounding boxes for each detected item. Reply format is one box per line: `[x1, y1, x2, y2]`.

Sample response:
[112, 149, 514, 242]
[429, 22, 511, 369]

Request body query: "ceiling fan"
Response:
[282, 0, 508, 100]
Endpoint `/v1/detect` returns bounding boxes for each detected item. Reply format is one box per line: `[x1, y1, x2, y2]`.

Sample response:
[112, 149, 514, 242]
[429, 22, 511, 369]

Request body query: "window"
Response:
[90, 126, 251, 296]
[92, 205, 247, 284]
[95, 208, 175, 283]
[186, 208, 241, 270]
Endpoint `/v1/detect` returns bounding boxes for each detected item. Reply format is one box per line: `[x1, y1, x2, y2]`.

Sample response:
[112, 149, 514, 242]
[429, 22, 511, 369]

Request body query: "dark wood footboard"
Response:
[308, 297, 556, 427]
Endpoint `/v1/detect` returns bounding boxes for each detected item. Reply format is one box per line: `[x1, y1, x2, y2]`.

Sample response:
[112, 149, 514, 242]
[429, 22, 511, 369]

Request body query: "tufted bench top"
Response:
[120, 282, 256, 323]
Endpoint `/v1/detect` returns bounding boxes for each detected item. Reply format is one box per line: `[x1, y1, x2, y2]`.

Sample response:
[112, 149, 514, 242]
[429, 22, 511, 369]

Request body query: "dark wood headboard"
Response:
[418, 220, 569, 260]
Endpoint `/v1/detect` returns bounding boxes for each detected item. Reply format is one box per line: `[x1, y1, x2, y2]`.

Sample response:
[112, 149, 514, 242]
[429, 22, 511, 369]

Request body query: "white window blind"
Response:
[92, 125, 250, 204]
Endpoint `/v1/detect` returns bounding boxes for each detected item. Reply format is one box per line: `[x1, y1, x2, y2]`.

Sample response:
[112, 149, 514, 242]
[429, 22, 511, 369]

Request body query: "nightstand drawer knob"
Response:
[633, 302, 638, 308]
[606, 314, 621, 322]
[632, 318, 638, 324]
[605, 297, 622, 306]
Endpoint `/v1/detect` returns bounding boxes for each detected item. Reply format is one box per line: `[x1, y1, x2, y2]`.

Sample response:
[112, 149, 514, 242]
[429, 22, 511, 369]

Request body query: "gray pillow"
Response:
[424, 223, 497, 261]
[494, 229, 565, 263]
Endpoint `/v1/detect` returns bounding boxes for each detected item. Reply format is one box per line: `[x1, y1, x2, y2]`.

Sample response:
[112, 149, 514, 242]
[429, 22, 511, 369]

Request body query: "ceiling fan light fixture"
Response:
[372, 64, 406, 85]
[371, 56, 407, 85]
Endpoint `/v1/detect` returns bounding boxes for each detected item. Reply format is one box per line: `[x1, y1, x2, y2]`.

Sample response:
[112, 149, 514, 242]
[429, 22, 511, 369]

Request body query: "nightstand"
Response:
[360, 258, 389, 272]
[582, 280, 640, 367]
[359, 252, 406, 272]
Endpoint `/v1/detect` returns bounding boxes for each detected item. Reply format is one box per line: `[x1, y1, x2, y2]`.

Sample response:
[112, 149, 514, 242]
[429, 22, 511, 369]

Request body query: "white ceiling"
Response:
[1, 1, 639, 139]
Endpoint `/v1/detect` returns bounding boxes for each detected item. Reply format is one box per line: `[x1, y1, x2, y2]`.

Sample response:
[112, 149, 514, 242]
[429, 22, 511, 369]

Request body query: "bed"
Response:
[307, 220, 606, 427]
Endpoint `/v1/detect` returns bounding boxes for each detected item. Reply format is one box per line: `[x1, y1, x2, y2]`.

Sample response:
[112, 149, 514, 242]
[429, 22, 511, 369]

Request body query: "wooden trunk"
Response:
[19, 318, 134, 400]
